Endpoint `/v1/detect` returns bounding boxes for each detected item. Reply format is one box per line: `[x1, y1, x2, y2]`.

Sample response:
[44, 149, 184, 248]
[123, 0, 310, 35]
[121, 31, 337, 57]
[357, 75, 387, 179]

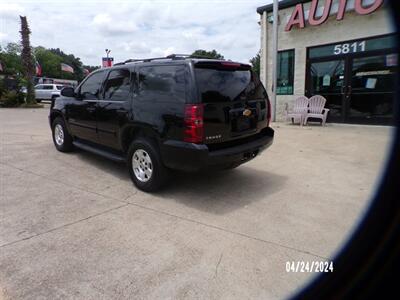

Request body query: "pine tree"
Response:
[19, 16, 36, 104]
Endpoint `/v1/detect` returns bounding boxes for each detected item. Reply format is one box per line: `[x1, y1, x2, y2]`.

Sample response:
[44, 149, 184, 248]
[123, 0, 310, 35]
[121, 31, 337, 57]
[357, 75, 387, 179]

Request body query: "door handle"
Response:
[347, 86, 352, 98]
[347, 86, 352, 94]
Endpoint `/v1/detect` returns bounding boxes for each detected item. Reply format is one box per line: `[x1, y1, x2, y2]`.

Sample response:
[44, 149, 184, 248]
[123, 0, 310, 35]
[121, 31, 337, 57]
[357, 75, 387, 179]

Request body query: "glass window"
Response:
[79, 71, 105, 100]
[277, 50, 295, 95]
[351, 54, 397, 93]
[42, 85, 53, 90]
[56, 85, 64, 90]
[310, 60, 345, 94]
[138, 65, 186, 103]
[35, 85, 43, 90]
[103, 69, 131, 101]
[195, 68, 266, 102]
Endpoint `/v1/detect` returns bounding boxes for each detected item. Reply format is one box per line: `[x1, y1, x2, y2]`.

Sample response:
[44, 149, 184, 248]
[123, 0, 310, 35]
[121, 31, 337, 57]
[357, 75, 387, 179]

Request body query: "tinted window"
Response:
[195, 68, 266, 102]
[35, 85, 43, 90]
[43, 85, 53, 90]
[56, 85, 64, 90]
[80, 71, 105, 100]
[104, 69, 131, 101]
[138, 65, 186, 103]
[277, 50, 294, 95]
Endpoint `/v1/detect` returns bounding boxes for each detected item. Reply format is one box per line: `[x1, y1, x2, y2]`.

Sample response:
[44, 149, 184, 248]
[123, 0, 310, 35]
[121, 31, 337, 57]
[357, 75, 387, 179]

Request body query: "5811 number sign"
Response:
[333, 41, 366, 55]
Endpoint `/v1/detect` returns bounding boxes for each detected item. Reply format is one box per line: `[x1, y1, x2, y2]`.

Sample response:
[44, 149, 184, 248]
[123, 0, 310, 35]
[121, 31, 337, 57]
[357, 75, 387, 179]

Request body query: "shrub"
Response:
[0, 78, 6, 99]
[0, 90, 22, 107]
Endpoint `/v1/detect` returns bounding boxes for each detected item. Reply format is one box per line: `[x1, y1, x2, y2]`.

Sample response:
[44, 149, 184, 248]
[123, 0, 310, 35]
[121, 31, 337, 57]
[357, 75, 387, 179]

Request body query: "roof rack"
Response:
[114, 54, 224, 66]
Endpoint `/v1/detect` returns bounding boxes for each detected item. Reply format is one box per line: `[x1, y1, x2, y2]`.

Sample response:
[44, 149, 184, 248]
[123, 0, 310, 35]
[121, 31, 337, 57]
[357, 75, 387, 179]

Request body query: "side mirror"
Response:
[61, 87, 76, 97]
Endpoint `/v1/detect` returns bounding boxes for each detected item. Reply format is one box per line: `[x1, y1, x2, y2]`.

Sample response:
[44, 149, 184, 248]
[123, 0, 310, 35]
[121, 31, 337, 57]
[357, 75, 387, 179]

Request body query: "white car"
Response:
[34, 84, 65, 102]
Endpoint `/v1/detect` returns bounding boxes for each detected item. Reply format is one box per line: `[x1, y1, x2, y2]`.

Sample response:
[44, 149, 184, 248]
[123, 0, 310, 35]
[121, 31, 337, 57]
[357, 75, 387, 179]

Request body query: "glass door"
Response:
[308, 59, 347, 122]
[347, 53, 397, 125]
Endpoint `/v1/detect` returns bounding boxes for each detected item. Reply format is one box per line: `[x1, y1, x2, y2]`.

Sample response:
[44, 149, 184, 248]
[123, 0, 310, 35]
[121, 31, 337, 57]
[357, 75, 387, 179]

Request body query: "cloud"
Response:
[0, 3, 24, 19]
[1, 0, 271, 66]
[0, 32, 8, 42]
[92, 13, 138, 36]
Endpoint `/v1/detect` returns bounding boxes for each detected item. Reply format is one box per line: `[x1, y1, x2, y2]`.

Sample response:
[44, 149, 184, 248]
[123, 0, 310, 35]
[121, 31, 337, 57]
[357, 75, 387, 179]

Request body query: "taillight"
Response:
[183, 104, 204, 144]
[266, 99, 271, 126]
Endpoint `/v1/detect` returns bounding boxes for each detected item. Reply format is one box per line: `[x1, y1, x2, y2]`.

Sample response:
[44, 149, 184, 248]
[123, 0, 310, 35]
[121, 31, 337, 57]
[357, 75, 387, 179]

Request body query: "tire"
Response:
[51, 117, 74, 152]
[127, 138, 169, 192]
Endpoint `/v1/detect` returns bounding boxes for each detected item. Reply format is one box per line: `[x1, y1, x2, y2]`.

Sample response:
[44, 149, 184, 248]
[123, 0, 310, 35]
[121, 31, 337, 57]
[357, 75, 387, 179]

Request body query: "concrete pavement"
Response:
[0, 107, 392, 299]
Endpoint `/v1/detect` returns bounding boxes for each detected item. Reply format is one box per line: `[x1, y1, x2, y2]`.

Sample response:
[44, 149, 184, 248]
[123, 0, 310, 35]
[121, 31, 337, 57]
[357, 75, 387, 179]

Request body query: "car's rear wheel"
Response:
[52, 117, 73, 152]
[127, 138, 168, 192]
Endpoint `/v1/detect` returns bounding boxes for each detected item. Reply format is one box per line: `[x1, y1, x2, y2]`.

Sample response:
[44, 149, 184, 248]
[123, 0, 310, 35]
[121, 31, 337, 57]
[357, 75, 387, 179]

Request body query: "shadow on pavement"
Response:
[73, 149, 287, 215]
[73, 149, 130, 182]
[156, 167, 287, 214]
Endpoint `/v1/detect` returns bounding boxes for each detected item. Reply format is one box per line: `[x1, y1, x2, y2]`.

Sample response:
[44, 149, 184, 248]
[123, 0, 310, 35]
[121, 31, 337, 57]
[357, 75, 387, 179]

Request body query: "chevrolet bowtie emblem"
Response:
[243, 109, 252, 117]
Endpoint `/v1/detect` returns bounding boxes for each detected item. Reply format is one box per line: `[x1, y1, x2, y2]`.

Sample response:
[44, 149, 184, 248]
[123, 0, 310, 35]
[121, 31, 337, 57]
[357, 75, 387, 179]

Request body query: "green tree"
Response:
[19, 16, 35, 104]
[191, 49, 224, 59]
[0, 43, 23, 75]
[1, 42, 100, 83]
[82, 65, 100, 74]
[49, 48, 84, 81]
[250, 51, 261, 76]
[34, 46, 63, 78]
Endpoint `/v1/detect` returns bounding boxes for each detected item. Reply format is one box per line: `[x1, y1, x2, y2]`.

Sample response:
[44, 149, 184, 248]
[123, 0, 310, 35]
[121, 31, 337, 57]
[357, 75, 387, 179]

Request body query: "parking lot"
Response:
[0, 106, 391, 299]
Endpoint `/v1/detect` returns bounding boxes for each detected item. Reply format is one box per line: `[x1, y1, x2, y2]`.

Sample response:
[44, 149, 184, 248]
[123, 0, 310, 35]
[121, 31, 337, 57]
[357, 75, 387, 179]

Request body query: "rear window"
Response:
[138, 65, 186, 103]
[194, 67, 267, 102]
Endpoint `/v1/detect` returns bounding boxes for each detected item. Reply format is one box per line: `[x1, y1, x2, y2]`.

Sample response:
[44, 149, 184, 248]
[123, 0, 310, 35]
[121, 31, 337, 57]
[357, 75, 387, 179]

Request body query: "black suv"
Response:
[49, 54, 274, 192]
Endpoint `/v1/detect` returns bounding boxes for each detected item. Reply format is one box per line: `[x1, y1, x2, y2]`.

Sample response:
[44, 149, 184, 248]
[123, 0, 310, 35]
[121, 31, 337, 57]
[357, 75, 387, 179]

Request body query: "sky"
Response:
[0, 0, 273, 66]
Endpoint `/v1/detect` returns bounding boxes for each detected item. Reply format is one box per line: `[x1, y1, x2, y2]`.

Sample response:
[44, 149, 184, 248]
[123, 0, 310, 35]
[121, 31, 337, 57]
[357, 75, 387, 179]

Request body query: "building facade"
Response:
[257, 0, 397, 125]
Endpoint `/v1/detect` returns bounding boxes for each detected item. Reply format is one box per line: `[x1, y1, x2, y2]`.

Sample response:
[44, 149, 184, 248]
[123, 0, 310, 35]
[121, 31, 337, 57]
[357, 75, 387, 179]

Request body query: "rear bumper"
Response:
[160, 127, 274, 172]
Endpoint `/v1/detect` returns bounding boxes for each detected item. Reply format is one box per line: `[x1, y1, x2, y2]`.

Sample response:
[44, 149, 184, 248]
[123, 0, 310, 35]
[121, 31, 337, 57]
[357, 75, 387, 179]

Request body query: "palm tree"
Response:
[19, 16, 36, 104]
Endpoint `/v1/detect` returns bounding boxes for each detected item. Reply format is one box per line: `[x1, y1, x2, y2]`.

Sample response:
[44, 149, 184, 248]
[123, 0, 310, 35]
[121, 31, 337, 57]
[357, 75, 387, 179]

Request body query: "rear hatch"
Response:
[193, 61, 270, 145]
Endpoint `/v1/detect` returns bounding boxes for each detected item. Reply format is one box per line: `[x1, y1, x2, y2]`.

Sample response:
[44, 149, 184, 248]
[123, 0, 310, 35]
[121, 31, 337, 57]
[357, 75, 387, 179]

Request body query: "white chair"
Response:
[303, 95, 330, 126]
[284, 96, 309, 125]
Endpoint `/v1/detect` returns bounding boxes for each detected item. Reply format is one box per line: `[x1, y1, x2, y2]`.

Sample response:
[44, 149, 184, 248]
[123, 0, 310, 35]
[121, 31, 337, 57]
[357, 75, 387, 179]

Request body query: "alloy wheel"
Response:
[132, 149, 153, 182]
[54, 124, 64, 146]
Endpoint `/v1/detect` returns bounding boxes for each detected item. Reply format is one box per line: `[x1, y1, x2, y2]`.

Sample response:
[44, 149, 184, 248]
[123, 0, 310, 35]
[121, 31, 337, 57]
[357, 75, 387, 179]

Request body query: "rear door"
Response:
[134, 64, 188, 141]
[193, 61, 270, 144]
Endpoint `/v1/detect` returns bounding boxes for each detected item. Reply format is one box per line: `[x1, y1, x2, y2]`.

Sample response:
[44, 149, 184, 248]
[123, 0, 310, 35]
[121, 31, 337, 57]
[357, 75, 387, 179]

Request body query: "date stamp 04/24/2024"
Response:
[286, 261, 334, 273]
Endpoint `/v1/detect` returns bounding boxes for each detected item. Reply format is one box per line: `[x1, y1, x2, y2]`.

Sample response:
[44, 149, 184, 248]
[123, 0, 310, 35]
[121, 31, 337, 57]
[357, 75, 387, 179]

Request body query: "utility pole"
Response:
[272, 0, 279, 122]
[105, 49, 111, 59]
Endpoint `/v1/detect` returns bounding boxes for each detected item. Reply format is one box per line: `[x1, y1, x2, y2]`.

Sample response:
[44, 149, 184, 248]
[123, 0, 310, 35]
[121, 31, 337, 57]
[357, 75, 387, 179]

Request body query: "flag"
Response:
[0, 61, 3, 72]
[61, 63, 74, 73]
[102, 57, 114, 68]
[35, 61, 42, 76]
[83, 68, 90, 76]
